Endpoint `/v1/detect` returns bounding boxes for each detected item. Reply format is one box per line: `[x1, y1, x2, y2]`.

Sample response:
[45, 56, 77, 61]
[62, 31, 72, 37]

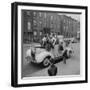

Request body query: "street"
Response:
[22, 42, 80, 78]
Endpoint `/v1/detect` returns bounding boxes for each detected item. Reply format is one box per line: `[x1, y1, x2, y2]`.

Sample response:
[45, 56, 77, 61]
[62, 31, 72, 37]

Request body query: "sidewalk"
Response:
[23, 43, 41, 47]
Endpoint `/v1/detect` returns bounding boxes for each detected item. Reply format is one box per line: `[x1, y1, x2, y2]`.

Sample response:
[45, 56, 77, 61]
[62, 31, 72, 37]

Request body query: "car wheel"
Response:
[43, 57, 50, 67]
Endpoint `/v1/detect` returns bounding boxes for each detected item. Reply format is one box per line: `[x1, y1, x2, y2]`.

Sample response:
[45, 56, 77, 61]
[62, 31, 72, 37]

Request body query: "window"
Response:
[39, 21, 42, 28]
[69, 20, 71, 25]
[33, 20, 37, 26]
[66, 26, 68, 30]
[33, 12, 36, 16]
[39, 12, 42, 17]
[40, 32, 42, 36]
[63, 19, 65, 23]
[50, 24, 53, 28]
[51, 16, 53, 20]
[44, 13, 46, 18]
[64, 26, 66, 30]
[26, 11, 30, 16]
[39, 21, 42, 26]
[34, 31, 37, 36]
[27, 22, 31, 30]
[40, 21, 42, 24]
[44, 22, 46, 27]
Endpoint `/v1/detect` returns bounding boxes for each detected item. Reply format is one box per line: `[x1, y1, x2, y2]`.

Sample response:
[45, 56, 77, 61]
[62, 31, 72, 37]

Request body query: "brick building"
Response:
[22, 10, 80, 43]
[60, 15, 80, 38]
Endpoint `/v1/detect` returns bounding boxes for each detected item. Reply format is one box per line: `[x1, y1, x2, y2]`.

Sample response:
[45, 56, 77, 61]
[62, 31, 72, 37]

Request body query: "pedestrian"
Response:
[58, 40, 64, 53]
[62, 49, 67, 64]
[42, 35, 47, 47]
[31, 46, 36, 60]
[48, 58, 57, 76]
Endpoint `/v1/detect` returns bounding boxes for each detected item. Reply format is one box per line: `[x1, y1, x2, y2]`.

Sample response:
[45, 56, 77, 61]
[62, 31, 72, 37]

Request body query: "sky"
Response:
[66, 14, 80, 21]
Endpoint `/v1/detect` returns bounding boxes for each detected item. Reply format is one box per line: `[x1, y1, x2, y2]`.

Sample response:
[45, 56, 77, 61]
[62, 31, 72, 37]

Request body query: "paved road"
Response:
[22, 43, 80, 77]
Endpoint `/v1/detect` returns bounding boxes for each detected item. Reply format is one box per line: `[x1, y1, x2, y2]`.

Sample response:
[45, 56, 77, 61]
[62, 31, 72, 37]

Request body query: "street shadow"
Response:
[22, 62, 45, 78]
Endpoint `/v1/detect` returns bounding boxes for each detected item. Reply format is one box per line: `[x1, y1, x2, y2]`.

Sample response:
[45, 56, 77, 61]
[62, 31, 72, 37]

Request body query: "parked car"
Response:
[25, 42, 73, 67]
[71, 37, 77, 43]
[26, 45, 54, 67]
